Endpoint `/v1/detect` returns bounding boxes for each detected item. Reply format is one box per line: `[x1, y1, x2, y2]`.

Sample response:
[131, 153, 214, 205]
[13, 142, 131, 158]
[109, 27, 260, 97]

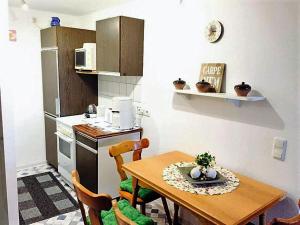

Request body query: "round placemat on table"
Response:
[162, 162, 240, 195]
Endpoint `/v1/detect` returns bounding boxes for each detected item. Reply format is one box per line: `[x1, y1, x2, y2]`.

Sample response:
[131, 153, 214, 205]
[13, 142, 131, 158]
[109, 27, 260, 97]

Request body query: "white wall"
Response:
[8, 7, 83, 168]
[1, 1, 19, 225]
[81, 0, 300, 221]
[7, 0, 300, 222]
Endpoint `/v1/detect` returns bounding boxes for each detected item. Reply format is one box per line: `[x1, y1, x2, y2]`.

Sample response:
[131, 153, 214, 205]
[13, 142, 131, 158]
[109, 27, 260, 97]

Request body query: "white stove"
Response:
[56, 115, 86, 185]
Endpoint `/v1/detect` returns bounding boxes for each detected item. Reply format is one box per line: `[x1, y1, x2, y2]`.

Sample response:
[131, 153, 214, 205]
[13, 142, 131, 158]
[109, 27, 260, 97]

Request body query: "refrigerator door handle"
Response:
[44, 112, 57, 120]
[55, 98, 60, 116]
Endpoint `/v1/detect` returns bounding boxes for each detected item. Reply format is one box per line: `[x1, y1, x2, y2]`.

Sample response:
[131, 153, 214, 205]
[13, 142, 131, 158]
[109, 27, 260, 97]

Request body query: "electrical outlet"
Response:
[272, 137, 287, 161]
[143, 107, 151, 117]
[136, 106, 144, 115]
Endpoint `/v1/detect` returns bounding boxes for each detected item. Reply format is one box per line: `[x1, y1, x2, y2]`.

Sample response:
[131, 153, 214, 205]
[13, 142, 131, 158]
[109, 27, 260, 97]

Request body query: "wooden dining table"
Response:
[122, 151, 285, 225]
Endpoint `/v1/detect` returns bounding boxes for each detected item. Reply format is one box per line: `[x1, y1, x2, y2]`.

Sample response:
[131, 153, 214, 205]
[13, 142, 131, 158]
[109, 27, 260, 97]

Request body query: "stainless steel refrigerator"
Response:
[41, 48, 59, 168]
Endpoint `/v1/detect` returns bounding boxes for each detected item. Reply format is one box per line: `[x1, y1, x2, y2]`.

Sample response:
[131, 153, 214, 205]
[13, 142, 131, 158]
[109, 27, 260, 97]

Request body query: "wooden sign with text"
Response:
[200, 63, 225, 93]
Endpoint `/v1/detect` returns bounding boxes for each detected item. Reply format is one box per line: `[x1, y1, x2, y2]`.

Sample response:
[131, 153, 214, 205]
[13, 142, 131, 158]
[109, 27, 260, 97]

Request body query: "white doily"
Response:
[162, 162, 239, 195]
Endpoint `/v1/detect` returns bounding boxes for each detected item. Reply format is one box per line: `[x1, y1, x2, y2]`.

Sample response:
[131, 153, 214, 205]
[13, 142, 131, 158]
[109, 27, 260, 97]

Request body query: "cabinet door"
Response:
[44, 114, 58, 169]
[120, 17, 144, 76]
[76, 141, 98, 193]
[96, 17, 120, 72]
[41, 27, 57, 48]
[41, 50, 60, 116]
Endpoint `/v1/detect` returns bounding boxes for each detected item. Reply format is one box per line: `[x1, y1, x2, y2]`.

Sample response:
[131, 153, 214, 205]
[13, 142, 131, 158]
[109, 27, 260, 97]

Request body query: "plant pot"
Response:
[173, 78, 186, 90]
[196, 80, 211, 93]
[234, 82, 251, 96]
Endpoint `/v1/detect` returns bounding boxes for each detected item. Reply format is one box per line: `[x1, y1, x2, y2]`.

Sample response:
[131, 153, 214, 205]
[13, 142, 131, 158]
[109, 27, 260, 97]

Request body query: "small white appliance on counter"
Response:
[56, 115, 85, 185]
[75, 43, 96, 71]
[112, 97, 134, 130]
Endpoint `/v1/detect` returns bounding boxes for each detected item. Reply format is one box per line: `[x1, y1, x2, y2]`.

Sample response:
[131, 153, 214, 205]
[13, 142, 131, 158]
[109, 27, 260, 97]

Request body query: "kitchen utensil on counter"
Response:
[234, 82, 251, 96]
[196, 80, 212, 92]
[85, 104, 97, 118]
[173, 78, 186, 90]
[112, 97, 134, 130]
[97, 105, 106, 117]
[112, 111, 121, 129]
[104, 108, 113, 124]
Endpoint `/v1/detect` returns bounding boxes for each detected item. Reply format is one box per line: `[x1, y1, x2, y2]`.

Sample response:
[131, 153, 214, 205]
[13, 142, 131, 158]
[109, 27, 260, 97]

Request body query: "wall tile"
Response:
[102, 81, 108, 96]
[126, 83, 134, 99]
[112, 82, 120, 97]
[107, 82, 114, 96]
[136, 77, 143, 85]
[118, 76, 126, 83]
[126, 76, 136, 84]
[133, 84, 142, 102]
[99, 80, 104, 95]
[99, 76, 142, 106]
[119, 83, 127, 96]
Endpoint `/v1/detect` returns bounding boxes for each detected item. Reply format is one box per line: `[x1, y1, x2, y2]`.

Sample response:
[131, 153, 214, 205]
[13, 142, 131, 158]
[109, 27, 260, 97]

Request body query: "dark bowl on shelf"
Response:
[196, 80, 211, 93]
[173, 78, 186, 90]
[208, 87, 216, 93]
[234, 82, 251, 96]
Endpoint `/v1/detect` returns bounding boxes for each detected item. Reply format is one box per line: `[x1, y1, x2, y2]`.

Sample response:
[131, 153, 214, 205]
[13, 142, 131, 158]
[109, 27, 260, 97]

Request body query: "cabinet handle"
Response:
[55, 98, 60, 116]
[77, 131, 97, 143]
[76, 141, 98, 155]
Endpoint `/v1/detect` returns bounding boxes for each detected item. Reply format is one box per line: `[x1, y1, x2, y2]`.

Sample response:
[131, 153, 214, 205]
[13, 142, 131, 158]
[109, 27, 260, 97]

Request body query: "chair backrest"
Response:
[109, 138, 150, 181]
[269, 200, 300, 225]
[269, 216, 300, 225]
[72, 170, 112, 225]
[112, 200, 137, 225]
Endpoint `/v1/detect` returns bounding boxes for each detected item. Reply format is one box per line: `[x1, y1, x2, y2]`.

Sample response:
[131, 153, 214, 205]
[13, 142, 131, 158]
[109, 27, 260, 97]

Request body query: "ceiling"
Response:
[8, 0, 132, 15]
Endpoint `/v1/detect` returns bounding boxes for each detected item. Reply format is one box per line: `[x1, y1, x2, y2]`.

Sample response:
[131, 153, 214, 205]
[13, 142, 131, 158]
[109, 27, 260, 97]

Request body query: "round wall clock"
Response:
[205, 20, 223, 43]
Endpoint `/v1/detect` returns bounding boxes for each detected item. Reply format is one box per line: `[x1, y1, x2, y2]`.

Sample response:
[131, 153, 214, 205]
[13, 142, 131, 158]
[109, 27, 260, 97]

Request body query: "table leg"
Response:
[131, 177, 140, 208]
[173, 203, 179, 225]
[259, 213, 266, 225]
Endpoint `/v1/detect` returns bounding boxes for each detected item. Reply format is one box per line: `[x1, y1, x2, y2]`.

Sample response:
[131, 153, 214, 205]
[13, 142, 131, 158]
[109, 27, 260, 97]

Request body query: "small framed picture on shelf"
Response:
[200, 63, 225, 93]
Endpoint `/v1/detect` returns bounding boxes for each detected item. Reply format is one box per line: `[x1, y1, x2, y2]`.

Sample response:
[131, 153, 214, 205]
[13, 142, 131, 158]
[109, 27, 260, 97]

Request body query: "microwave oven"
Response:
[75, 43, 96, 71]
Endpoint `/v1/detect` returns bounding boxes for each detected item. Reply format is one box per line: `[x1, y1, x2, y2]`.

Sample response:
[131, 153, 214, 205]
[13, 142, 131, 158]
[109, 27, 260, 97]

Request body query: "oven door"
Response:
[55, 132, 75, 176]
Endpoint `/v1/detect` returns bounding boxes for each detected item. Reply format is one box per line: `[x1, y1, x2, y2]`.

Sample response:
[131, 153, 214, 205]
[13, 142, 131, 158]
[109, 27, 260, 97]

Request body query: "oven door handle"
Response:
[76, 141, 98, 155]
[55, 132, 74, 143]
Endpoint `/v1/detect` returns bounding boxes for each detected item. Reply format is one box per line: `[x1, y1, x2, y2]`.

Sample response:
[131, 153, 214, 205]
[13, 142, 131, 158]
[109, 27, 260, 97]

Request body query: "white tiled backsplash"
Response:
[98, 75, 143, 108]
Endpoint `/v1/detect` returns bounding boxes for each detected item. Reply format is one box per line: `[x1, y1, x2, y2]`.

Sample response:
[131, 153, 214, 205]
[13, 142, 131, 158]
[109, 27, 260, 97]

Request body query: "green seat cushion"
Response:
[120, 177, 159, 202]
[86, 199, 154, 225]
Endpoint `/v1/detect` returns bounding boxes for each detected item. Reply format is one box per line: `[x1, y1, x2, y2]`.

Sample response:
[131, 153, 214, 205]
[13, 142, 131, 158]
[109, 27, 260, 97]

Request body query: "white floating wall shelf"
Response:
[174, 89, 265, 107]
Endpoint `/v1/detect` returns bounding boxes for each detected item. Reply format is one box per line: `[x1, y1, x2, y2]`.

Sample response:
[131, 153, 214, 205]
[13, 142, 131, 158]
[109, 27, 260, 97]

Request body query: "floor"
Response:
[17, 164, 168, 225]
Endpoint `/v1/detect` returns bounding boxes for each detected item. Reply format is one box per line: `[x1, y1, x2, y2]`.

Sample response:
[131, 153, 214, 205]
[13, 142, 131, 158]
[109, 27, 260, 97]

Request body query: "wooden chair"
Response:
[112, 200, 136, 225]
[72, 170, 112, 225]
[72, 170, 154, 225]
[109, 138, 173, 225]
[269, 200, 300, 225]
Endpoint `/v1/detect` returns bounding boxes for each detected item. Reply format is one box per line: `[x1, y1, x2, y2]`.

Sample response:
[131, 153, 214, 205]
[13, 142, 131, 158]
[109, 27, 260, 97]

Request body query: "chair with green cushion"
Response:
[109, 138, 172, 225]
[72, 170, 154, 225]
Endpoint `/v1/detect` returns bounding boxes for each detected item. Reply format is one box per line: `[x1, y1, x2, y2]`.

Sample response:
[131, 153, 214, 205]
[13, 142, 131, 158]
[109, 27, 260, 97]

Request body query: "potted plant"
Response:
[190, 152, 217, 179]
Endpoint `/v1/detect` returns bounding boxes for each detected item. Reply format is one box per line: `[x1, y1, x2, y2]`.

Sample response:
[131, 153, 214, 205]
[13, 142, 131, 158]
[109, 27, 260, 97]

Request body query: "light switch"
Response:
[272, 137, 287, 161]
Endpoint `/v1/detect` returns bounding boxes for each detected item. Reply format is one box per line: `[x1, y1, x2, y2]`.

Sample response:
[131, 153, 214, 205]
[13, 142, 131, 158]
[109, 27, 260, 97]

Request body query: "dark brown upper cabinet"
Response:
[96, 16, 144, 76]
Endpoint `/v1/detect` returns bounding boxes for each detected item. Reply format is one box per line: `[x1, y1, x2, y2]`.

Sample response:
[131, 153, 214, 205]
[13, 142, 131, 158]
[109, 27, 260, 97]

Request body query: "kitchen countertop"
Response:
[57, 114, 143, 139]
[56, 114, 86, 128]
[73, 124, 143, 139]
